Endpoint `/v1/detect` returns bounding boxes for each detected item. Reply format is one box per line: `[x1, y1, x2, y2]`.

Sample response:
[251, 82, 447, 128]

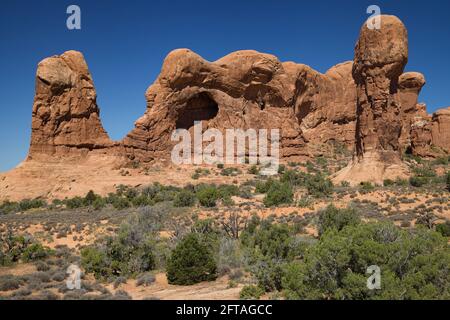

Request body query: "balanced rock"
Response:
[334, 15, 410, 185]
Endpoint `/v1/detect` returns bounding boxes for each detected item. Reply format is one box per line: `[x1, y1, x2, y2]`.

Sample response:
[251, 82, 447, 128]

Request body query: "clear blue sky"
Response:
[1, 0, 449, 172]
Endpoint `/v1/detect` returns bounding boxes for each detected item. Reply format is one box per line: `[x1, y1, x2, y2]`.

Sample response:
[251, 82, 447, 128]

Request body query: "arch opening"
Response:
[175, 92, 219, 130]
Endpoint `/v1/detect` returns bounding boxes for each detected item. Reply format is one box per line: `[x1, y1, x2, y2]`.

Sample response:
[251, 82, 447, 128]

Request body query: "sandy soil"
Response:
[107, 273, 242, 300]
[0, 157, 256, 201]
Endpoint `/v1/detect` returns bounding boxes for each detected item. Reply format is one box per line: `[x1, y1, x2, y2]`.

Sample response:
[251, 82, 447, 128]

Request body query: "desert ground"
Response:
[1, 151, 449, 300]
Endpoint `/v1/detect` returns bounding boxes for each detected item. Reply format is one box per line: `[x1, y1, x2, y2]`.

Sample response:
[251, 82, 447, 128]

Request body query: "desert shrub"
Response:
[252, 261, 285, 292]
[241, 220, 306, 264]
[0, 275, 22, 291]
[191, 172, 200, 180]
[416, 212, 436, 229]
[413, 166, 437, 178]
[436, 221, 450, 237]
[248, 165, 260, 175]
[131, 195, 153, 207]
[359, 181, 375, 193]
[409, 176, 428, 188]
[111, 197, 131, 210]
[394, 178, 409, 186]
[18, 198, 47, 211]
[125, 188, 139, 200]
[152, 184, 181, 203]
[305, 174, 333, 197]
[21, 243, 50, 262]
[0, 200, 19, 214]
[0, 231, 43, 265]
[113, 276, 127, 289]
[217, 238, 244, 275]
[166, 233, 217, 285]
[238, 185, 253, 199]
[220, 167, 241, 176]
[38, 289, 59, 300]
[280, 170, 305, 187]
[297, 196, 313, 208]
[282, 222, 450, 300]
[34, 260, 50, 272]
[51, 271, 66, 282]
[217, 184, 239, 199]
[92, 197, 106, 210]
[239, 285, 264, 300]
[136, 273, 156, 287]
[263, 181, 293, 207]
[433, 156, 449, 165]
[81, 210, 158, 279]
[0, 198, 48, 213]
[84, 190, 99, 206]
[317, 204, 360, 236]
[196, 186, 219, 207]
[113, 289, 132, 300]
[340, 181, 350, 187]
[173, 189, 196, 207]
[383, 179, 395, 186]
[81, 247, 109, 279]
[240, 219, 310, 291]
[409, 166, 437, 187]
[241, 218, 309, 292]
[65, 197, 85, 209]
[277, 164, 286, 174]
[255, 178, 276, 194]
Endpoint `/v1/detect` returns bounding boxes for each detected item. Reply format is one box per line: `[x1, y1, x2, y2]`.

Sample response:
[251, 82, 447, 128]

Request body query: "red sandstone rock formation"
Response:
[29, 51, 113, 160]
[334, 15, 410, 185]
[411, 107, 450, 157]
[122, 49, 358, 162]
[22, 16, 450, 179]
[398, 72, 426, 147]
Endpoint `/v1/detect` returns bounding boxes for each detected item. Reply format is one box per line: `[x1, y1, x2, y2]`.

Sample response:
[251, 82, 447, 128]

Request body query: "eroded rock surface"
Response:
[30, 51, 113, 159]
[122, 49, 360, 162]
[334, 15, 410, 185]
[2, 14, 449, 200]
[411, 107, 450, 157]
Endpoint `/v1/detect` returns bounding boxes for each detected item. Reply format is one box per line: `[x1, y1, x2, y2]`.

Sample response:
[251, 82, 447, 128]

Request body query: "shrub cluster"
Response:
[280, 170, 333, 197]
[81, 209, 160, 279]
[409, 166, 437, 187]
[166, 233, 218, 285]
[0, 231, 51, 266]
[282, 222, 450, 300]
[263, 181, 293, 207]
[0, 198, 47, 214]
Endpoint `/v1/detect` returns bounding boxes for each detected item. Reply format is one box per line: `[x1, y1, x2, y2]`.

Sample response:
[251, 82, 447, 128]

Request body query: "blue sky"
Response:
[1, 0, 449, 172]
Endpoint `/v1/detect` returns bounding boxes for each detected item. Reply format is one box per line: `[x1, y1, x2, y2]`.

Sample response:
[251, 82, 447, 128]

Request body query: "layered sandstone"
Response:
[1, 14, 449, 200]
[29, 50, 113, 159]
[411, 107, 450, 157]
[122, 49, 359, 162]
[334, 15, 410, 185]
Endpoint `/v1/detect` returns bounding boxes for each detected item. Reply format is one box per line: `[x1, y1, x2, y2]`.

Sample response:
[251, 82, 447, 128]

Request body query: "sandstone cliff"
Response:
[29, 51, 113, 160]
[1, 14, 449, 200]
